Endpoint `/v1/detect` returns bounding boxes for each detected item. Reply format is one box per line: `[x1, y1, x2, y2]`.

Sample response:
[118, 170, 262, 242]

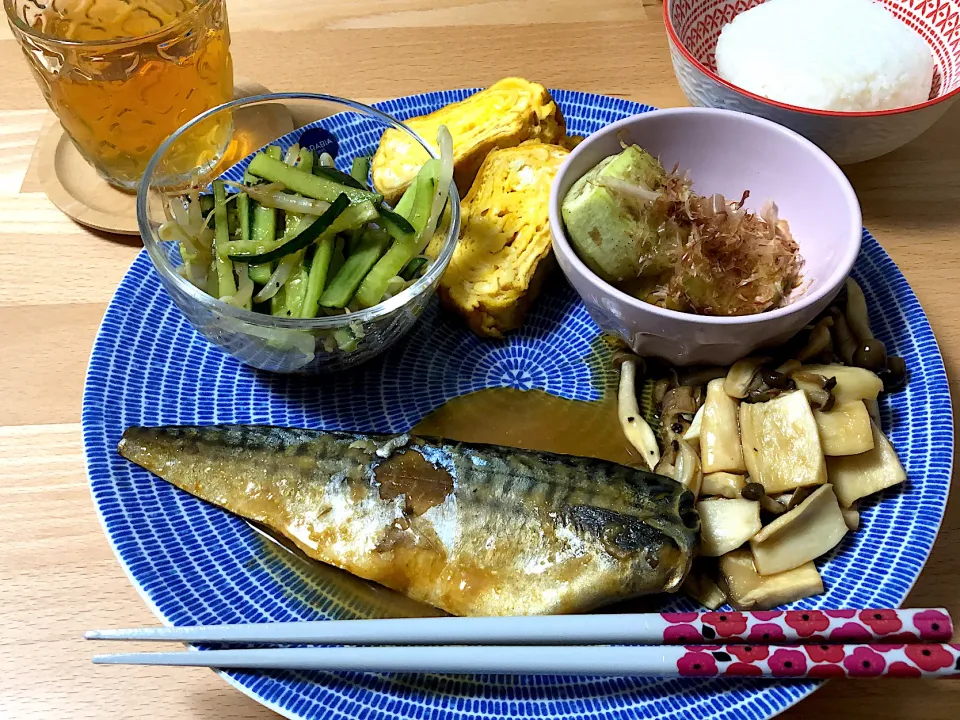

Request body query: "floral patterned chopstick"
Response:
[664, 642, 960, 678]
[92, 642, 960, 678]
[89, 608, 958, 677]
[657, 608, 953, 644]
[87, 608, 953, 647]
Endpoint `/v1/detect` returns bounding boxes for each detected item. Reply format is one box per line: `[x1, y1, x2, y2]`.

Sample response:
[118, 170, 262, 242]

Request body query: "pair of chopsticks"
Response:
[88, 608, 960, 679]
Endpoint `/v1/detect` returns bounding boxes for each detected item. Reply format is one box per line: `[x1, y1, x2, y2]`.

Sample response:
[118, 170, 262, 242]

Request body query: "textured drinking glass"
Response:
[5, 0, 234, 191]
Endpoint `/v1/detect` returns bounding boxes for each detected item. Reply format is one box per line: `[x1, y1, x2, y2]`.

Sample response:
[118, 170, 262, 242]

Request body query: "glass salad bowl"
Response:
[137, 93, 460, 373]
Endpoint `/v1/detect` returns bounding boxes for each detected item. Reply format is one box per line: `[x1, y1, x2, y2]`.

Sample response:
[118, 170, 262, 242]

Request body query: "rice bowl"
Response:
[715, 0, 934, 112]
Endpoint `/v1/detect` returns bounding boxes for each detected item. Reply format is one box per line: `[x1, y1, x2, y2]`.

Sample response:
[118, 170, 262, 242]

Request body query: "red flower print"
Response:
[662, 612, 699, 623]
[870, 644, 905, 653]
[785, 610, 830, 637]
[701, 612, 748, 637]
[676, 651, 718, 677]
[751, 611, 784, 620]
[664, 624, 700, 644]
[729, 645, 769, 662]
[724, 661, 763, 677]
[829, 610, 857, 619]
[805, 644, 845, 663]
[859, 609, 903, 636]
[829, 622, 872, 643]
[769, 649, 807, 677]
[748, 623, 786, 644]
[912, 609, 952, 641]
[888, 661, 922, 679]
[905, 644, 955, 672]
[808, 663, 845, 679]
[843, 646, 886, 677]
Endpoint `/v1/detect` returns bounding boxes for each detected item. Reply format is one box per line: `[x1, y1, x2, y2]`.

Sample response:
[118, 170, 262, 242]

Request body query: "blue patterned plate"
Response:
[83, 90, 953, 720]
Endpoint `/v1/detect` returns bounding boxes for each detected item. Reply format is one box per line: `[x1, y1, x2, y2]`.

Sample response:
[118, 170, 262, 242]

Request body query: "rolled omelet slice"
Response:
[371, 77, 566, 205]
[437, 141, 570, 338]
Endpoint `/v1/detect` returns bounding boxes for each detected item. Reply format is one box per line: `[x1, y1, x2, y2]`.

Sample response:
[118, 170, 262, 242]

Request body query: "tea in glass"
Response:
[6, 0, 234, 191]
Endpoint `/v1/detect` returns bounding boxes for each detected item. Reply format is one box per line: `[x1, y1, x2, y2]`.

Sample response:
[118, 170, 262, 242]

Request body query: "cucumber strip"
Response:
[353, 162, 439, 308]
[212, 180, 237, 298]
[284, 263, 309, 317]
[248, 264, 273, 284]
[271, 285, 287, 316]
[343, 229, 363, 256]
[247, 198, 276, 284]
[351, 156, 371, 187]
[328, 236, 346, 281]
[313, 165, 367, 191]
[227, 194, 348, 264]
[333, 327, 358, 352]
[378, 206, 416, 243]
[265, 145, 283, 161]
[226, 206, 241, 238]
[392, 179, 419, 219]
[377, 207, 417, 243]
[237, 192, 251, 241]
[225, 199, 377, 261]
[399, 256, 428, 281]
[247, 153, 380, 204]
[320, 228, 391, 309]
[299, 235, 336, 319]
[298, 148, 316, 175]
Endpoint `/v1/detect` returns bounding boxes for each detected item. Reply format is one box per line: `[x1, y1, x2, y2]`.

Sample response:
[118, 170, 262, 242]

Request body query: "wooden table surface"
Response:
[1, 1, 958, 718]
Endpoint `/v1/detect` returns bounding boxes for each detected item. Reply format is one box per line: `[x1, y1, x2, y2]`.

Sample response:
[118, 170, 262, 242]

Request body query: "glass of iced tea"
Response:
[5, 0, 234, 191]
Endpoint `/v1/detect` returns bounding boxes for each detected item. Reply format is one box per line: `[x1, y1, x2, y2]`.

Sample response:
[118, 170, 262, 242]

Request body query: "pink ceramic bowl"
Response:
[548, 107, 862, 366]
[665, 0, 960, 164]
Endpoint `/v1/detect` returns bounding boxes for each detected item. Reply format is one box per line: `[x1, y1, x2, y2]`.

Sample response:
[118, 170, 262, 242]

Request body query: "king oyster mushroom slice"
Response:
[739, 389, 827, 494]
[826, 421, 906, 508]
[682, 567, 728, 610]
[696, 498, 762, 557]
[749, 484, 849, 575]
[813, 400, 875, 456]
[720, 549, 824, 611]
[700, 471, 747, 499]
[841, 502, 861, 532]
[682, 404, 705, 442]
[700, 379, 746, 474]
[673, 438, 703, 497]
[797, 364, 883, 405]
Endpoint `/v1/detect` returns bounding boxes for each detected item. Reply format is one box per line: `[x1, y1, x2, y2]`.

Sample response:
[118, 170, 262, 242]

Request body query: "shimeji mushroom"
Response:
[720, 549, 824, 610]
[749, 484, 849, 575]
[617, 359, 660, 471]
[723, 357, 766, 399]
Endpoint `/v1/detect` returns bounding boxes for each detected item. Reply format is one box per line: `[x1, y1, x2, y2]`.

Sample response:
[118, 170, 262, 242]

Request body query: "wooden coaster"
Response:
[35, 78, 295, 236]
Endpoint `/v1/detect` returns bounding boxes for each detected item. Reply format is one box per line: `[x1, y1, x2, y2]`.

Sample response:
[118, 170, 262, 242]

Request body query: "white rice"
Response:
[715, 0, 934, 112]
